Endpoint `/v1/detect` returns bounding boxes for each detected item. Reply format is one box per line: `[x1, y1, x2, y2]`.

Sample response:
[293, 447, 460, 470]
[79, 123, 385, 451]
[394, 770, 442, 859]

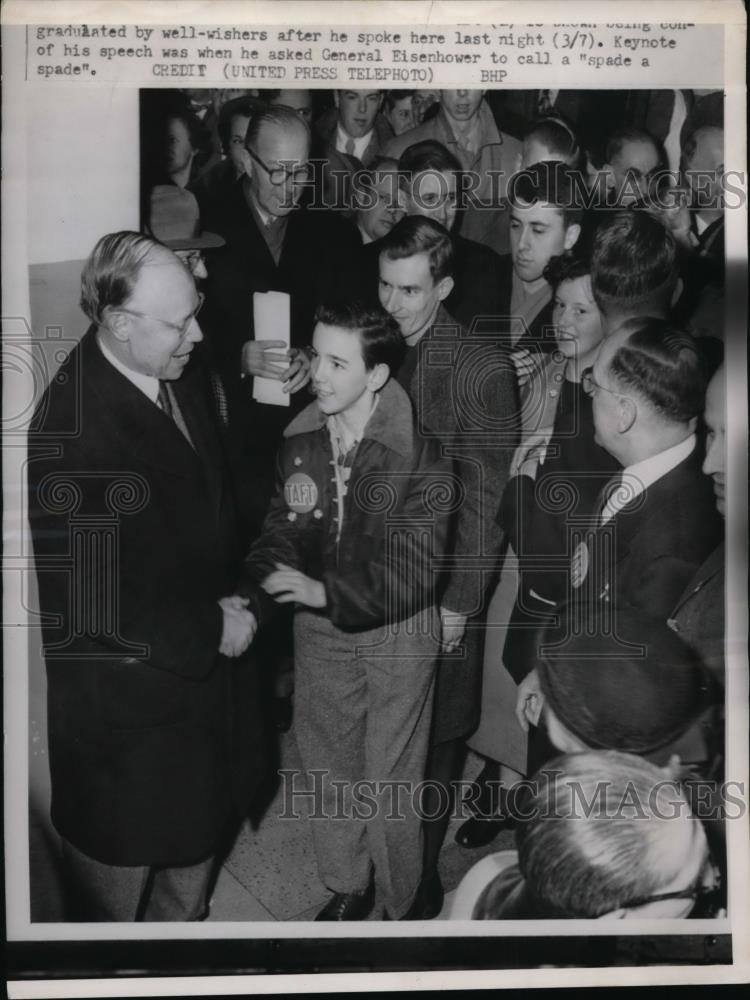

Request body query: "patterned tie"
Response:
[158, 380, 194, 449]
[537, 89, 553, 115]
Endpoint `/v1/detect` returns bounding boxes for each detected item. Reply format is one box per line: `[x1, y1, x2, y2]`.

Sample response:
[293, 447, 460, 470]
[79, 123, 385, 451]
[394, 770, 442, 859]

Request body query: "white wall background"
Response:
[26, 84, 139, 265]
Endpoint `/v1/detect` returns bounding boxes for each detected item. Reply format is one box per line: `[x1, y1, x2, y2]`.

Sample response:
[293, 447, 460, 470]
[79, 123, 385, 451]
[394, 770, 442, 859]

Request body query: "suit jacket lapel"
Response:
[84, 330, 210, 484]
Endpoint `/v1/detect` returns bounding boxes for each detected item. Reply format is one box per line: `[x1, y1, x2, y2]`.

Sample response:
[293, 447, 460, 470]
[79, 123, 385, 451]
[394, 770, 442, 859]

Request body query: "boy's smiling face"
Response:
[310, 322, 379, 417]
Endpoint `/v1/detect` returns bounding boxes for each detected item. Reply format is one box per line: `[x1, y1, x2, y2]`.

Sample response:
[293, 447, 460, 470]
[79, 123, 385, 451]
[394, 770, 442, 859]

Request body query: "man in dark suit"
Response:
[27, 232, 264, 921]
[669, 361, 726, 683]
[201, 104, 361, 499]
[574, 317, 723, 618]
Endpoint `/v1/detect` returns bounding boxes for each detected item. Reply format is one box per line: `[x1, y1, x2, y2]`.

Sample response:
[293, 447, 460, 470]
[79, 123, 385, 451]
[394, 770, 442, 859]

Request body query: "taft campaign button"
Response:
[284, 472, 318, 514]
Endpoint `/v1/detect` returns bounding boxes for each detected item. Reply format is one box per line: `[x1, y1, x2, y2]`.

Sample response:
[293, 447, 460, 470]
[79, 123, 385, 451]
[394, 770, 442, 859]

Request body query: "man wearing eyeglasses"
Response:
[201, 104, 361, 501]
[27, 231, 266, 921]
[576, 316, 723, 618]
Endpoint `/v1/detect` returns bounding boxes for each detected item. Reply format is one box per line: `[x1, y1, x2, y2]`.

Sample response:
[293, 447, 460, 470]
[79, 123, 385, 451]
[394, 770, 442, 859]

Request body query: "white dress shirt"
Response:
[335, 124, 372, 160]
[97, 333, 159, 404]
[600, 434, 696, 525]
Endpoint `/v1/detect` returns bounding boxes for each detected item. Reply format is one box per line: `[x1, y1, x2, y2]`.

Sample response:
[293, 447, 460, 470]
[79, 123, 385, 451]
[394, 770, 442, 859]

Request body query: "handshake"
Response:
[217, 595, 257, 658]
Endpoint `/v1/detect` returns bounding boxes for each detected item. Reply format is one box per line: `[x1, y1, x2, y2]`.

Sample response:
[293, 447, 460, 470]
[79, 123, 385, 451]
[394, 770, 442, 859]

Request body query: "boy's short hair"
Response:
[508, 161, 583, 227]
[314, 301, 406, 373]
[590, 209, 678, 316]
[377, 215, 454, 283]
[523, 117, 581, 168]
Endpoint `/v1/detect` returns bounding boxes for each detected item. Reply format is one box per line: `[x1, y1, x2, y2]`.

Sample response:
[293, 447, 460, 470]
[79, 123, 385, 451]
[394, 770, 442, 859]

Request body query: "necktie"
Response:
[158, 380, 194, 449]
[345, 137, 356, 156]
[537, 89, 553, 115]
[596, 473, 624, 526]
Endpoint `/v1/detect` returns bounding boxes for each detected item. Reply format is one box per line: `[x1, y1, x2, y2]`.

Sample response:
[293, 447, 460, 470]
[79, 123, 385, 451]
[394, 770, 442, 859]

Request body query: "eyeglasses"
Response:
[581, 366, 621, 398]
[245, 147, 310, 186]
[116, 292, 204, 337]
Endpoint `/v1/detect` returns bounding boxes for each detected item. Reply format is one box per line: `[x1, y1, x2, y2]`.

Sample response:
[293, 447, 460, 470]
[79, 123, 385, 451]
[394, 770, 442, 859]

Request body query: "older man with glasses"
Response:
[27, 231, 265, 921]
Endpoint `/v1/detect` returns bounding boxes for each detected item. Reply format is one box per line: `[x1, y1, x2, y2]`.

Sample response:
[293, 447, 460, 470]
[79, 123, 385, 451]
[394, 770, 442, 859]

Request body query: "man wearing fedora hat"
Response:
[148, 184, 225, 280]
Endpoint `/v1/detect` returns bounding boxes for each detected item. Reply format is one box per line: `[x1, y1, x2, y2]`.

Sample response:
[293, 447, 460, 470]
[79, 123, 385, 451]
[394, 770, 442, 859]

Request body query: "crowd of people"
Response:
[28, 87, 730, 927]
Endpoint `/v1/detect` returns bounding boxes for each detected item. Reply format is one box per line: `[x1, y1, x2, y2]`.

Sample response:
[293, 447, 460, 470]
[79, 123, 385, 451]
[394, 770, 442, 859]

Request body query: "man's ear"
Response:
[436, 275, 455, 303]
[617, 395, 637, 434]
[333, 91, 340, 111]
[102, 307, 130, 344]
[602, 162, 615, 190]
[563, 222, 581, 251]
[367, 362, 389, 393]
[238, 147, 253, 178]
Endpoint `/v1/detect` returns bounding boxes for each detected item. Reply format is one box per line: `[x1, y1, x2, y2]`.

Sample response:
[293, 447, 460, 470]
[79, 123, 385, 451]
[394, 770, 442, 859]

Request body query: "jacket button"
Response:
[293, 457, 302, 466]
[287, 511, 297, 521]
[313, 509, 323, 519]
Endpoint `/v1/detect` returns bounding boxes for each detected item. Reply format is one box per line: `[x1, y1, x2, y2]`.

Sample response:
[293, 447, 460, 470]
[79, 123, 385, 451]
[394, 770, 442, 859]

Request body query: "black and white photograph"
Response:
[3, 1, 748, 996]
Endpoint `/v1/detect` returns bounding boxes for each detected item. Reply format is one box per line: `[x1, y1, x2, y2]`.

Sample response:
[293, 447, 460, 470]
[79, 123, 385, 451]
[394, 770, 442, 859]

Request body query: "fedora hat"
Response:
[147, 185, 225, 251]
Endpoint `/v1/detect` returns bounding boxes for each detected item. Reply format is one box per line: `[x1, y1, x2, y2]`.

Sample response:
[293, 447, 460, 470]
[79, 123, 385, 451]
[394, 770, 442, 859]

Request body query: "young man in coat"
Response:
[377, 216, 519, 916]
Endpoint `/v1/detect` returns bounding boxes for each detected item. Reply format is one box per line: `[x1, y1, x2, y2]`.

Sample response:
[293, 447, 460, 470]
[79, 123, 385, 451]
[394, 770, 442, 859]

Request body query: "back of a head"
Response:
[607, 317, 707, 426]
[515, 751, 702, 918]
[314, 300, 405, 373]
[537, 604, 717, 755]
[378, 214, 454, 282]
[523, 117, 581, 169]
[591, 210, 678, 319]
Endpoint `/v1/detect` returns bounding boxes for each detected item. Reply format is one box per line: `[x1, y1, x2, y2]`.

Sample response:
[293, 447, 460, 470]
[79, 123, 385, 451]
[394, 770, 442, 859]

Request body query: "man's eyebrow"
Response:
[327, 352, 349, 365]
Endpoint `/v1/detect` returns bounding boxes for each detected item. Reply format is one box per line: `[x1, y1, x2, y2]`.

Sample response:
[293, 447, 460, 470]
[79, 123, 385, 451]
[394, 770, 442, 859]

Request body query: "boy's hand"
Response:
[262, 564, 326, 608]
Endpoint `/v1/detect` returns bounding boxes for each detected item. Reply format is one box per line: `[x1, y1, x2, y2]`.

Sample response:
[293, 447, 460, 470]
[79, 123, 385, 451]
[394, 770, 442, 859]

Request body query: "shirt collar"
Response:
[243, 179, 278, 228]
[336, 124, 373, 160]
[96, 333, 160, 403]
[601, 434, 697, 524]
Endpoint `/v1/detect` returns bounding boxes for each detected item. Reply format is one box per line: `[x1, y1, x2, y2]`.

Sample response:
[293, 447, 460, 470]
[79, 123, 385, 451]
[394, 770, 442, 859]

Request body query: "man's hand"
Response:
[241, 340, 290, 380]
[510, 430, 553, 478]
[218, 596, 257, 657]
[646, 185, 695, 249]
[282, 348, 312, 394]
[440, 607, 467, 652]
[262, 564, 326, 608]
[515, 668, 544, 732]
